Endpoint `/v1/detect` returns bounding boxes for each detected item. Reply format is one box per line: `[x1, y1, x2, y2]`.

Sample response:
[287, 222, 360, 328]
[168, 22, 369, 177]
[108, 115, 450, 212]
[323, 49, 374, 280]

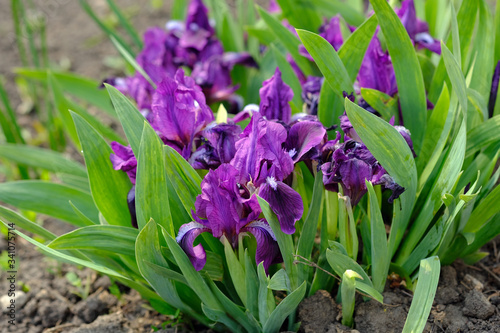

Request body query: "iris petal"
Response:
[176, 222, 211, 271]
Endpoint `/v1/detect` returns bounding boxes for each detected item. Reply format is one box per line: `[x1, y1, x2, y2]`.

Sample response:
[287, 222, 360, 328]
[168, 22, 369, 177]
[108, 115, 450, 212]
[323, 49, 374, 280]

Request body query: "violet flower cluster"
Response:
[106, 0, 256, 114]
[281, 0, 441, 116]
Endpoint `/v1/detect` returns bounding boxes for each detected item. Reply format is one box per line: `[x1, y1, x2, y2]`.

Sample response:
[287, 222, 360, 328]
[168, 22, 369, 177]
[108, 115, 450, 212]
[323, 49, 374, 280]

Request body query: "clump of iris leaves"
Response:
[1, 0, 499, 332]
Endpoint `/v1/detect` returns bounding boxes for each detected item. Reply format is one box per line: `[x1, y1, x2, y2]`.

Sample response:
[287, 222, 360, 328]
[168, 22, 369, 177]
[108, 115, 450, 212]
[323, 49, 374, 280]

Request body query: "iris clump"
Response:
[5, 0, 500, 332]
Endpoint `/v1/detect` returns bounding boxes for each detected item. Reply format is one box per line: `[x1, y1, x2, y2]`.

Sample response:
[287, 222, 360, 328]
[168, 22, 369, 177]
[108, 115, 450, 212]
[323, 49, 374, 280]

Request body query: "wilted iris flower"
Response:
[321, 113, 408, 205]
[176, 164, 282, 271]
[189, 122, 243, 169]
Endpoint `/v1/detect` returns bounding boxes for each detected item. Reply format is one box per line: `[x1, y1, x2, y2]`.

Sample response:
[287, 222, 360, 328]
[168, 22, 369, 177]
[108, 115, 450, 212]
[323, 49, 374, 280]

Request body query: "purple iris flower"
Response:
[150, 69, 214, 159]
[110, 142, 137, 184]
[189, 122, 243, 169]
[180, 0, 214, 51]
[259, 68, 294, 124]
[192, 52, 258, 107]
[321, 138, 404, 205]
[104, 0, 256, 112]
[396, 0, 441, 54]
[488, 61, 500, 118]
[231, 112, 306, 234]
[301, 76, 323, 115]
[176, 164, 282, 271]
[357, 35, 398, 96]
[322, 113, 409, 205]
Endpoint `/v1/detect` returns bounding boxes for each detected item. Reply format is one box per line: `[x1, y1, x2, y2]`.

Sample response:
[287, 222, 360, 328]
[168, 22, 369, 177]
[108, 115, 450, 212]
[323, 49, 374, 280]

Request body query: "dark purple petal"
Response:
[287, 54, 307, 84]
[357, 36, 397, 96]
[301, 76, 323, 115]
[319, 16, 344, 51]
[180, 0, 214, 51]
[374, 174, 405, 204]
[339, 112, 362, 142]
[259, 68, 294, 123]
[190, 123, 242, 169]
[258, 179, 303, 234]
[242, 219, 283, 272]
[127, 186, 137, 229]
[194, 164, 248, 246]
[110, 142, 137, 184]
[397, 0, 441, 54]
[176, 222, 211, 271]
[222, 52, 259, 68]
[394, 125, 416, 157]
[150, 69, 214, 159]
[285, 120, 326, 162]
[338, 158, 372, 205]
[488, 61, 500, 118]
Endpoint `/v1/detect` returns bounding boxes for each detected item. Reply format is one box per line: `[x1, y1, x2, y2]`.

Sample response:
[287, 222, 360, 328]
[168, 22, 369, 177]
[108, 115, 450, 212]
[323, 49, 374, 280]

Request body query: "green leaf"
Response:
[15, 70, 115, 116]
[257, 7, 316, 76]
[223, 238, 247, 306]
[135, 122, 172, 233]
[276, 0, 321, 30]
[48, 225, 138, 256]
[110, 36, 156, 89]
[257, 262, 274, 327]
[397, 120, 466, 265]
[318, 81, 343, 130]
[48, 75, 124, 146]
[207, 279, 261, 333]
[366, 181, 389, 293]
[163, 145, 202, 218]
[402, 257, 440, 333]
[262, 281, 307, 333]
[245, 252, 259, 319]
[341, 270, 361, 327]
[163, 230, 222, 311]
[441, 42, 467, 116]
[469, 0, 495, 101]
[417, 85, 452, 180]
[2, 222, 125, 278]
[257, 196, 297, 289]
[268, 269, 291, 292]
[360, 88, 398, 121]
[105, 0, 142, 49]
[0, 144, 86, 177]
[466, 115, 500, 158]
[344, 99, 417, 258]
[0, 181, 98, 227]
[72, 112, 132, 226]
[338, 15, 378, 82]
[105, 84, 145, 155]
[297, 29, 353, 98]
[0, 205, 56, 240]
[135, 219, 208, 325]
[370, 0, 427, 153]
[326, 246, 373, 288]
[297, 171, 324, 280]
[311, 0, 366, 26]
[464, 185, 500, 234]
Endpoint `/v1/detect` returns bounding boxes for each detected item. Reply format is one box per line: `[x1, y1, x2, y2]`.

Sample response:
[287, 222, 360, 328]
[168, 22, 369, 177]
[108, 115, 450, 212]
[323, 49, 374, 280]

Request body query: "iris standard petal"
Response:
[259, 68, 294, 123]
